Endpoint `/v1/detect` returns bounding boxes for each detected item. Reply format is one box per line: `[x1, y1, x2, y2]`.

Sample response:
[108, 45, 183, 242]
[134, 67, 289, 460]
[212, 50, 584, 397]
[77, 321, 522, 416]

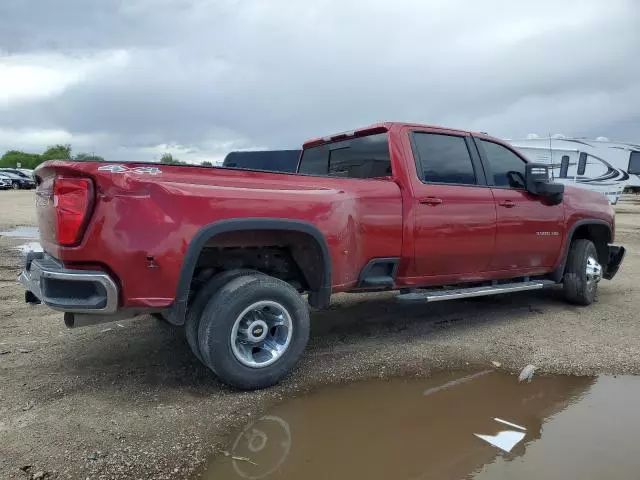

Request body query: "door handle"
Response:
[420, 197, 443, 206]
[499, 200, 516, 208]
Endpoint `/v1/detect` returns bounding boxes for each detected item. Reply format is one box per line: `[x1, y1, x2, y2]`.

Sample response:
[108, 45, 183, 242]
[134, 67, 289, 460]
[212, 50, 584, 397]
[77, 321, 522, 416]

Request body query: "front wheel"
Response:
[563, 239, 602, 305]
[198, 274, 310, 390]
[12, 182, 19, 190]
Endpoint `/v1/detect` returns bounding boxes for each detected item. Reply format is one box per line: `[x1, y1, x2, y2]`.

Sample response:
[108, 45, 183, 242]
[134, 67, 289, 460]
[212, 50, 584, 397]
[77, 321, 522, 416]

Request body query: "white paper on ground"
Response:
[474, 431, 526, 452]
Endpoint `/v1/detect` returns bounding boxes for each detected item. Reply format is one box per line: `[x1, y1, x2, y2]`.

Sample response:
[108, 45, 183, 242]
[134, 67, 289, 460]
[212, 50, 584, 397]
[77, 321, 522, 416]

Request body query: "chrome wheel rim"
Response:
[230, 300, 293, 368]
[586, 256, 602, 286]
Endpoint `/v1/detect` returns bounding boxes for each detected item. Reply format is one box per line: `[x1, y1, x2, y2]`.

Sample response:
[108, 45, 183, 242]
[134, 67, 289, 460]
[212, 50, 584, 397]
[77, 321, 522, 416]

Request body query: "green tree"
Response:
[159, 153, 186, 165]
[201, 161, 213, 167]
[0, 150, 43, 169]
[0, 144, 106, 169]
[42, 144, 72, 161]
[75, 152, 105, 162]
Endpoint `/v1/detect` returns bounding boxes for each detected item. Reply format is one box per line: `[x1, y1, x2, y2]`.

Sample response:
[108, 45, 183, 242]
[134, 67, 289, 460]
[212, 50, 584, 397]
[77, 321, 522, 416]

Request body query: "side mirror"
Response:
[525, 163, 564, 204]
[525, 164, 550, 193]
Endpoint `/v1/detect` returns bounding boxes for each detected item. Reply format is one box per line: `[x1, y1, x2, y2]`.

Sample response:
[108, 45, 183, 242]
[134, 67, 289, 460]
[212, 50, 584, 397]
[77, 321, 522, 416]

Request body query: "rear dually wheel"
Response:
[185, 269, 264, 364]
[197, 274, 310, 390]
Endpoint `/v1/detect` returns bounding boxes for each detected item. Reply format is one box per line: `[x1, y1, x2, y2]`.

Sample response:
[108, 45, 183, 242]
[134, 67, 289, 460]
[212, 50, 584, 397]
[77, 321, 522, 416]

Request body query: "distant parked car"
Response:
[18, 169, 35, 179]
[0, 172, 35, 189]
[0, 176, 11, 190]
[0, 168, 34, 180]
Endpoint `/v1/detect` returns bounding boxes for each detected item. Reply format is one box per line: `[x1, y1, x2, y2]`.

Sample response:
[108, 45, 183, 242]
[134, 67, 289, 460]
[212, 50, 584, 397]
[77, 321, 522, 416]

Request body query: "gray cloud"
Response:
[1, 0, 638, 162]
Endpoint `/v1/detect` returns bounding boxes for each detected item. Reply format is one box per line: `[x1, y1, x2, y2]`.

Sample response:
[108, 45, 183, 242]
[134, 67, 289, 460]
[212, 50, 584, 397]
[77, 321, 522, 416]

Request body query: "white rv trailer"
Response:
[591, 139, 640, 192]
[508, 135, 640, 204]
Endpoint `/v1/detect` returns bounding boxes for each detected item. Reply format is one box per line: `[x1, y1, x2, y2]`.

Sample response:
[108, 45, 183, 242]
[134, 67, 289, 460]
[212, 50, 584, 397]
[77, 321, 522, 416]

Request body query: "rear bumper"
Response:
[603, 245, 625, 280]
[19, 252, 119, 313]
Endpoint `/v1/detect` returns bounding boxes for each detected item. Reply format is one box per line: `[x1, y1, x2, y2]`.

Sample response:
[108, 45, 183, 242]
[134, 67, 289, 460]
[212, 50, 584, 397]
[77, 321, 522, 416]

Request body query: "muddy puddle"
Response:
[203, 370, 640, 480]
[0, 226, 42, 254]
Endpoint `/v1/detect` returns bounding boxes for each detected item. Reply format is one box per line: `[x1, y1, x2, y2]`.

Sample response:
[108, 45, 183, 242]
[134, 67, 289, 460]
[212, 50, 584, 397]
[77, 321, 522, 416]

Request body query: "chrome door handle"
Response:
[499, 200, 516, 208]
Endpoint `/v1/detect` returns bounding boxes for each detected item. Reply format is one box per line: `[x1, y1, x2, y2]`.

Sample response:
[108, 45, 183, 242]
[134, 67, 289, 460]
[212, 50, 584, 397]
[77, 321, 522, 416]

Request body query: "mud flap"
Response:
[604, 245, 626, 280]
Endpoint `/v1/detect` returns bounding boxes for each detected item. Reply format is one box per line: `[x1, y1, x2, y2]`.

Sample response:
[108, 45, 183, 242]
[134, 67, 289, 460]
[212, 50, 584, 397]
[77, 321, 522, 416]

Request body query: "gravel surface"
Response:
[1, 191, 639, 479]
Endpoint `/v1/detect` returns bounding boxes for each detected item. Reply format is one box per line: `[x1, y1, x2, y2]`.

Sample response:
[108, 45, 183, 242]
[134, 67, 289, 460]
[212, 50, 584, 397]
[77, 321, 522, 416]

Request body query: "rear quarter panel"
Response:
[36, 162, 403, 307]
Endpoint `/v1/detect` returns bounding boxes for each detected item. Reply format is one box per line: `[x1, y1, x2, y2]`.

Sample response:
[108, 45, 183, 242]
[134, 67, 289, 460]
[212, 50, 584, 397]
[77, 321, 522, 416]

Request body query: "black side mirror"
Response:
[525, 163, 564, 204]
[525, 164, 549, 193]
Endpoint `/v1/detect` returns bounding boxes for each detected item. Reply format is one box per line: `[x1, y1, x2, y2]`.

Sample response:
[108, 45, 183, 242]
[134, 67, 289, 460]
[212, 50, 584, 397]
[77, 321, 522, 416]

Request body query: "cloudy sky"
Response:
[1, 0, 638, 163]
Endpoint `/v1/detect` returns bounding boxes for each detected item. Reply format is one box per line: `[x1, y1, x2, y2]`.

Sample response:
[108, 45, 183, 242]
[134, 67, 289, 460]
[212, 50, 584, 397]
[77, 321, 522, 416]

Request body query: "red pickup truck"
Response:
[20, 122, 625, 389]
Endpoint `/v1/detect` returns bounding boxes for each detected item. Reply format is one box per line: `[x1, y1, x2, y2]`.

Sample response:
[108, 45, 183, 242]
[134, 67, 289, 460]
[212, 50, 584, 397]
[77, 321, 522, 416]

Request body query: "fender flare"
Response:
[551, 219, 612, 282]
[169, 218, 332, 325]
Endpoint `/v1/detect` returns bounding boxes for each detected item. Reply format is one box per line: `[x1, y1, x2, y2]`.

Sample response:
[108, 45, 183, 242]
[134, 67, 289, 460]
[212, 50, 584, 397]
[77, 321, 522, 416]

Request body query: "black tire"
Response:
[185, 269, 262, 364]
[563, 239, 600, 305]
[198, 274, 310, 390]
[12, 182, 19, 190]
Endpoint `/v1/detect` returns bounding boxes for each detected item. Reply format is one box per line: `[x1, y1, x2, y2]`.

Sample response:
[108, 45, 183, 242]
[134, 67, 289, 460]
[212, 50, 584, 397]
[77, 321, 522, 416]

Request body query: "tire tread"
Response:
[563, 239, 598, 305]
[185, 269, 263, 364]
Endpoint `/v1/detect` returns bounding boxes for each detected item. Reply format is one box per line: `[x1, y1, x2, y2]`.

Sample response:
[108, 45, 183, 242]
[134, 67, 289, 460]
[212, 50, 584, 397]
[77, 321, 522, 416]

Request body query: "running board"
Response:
[396, 280, 555, 303]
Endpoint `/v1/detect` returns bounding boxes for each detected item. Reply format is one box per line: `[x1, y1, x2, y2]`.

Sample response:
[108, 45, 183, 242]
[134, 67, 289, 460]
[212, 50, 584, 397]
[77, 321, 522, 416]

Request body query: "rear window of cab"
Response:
[298, 133, 392, 179]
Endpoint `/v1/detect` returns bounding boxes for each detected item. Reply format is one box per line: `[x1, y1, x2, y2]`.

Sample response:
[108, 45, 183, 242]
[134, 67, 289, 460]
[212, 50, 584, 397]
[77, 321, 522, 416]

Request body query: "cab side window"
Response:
[480, 140, 527, 189]
[411, 133, 477, 185]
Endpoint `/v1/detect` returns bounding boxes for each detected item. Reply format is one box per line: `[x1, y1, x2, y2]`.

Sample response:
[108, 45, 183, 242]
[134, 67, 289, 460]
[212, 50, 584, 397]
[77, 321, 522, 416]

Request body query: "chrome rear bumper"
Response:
[19, 252, 119, 313]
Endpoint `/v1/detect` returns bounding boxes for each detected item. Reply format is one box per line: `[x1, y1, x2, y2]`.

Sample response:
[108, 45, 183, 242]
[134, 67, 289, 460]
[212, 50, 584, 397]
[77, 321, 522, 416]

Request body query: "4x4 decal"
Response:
[97, 165, 162, 175]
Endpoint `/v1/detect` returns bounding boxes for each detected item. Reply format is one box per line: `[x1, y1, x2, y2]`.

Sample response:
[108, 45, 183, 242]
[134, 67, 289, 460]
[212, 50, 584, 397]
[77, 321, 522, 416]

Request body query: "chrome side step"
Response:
[396, 280, 555, 303]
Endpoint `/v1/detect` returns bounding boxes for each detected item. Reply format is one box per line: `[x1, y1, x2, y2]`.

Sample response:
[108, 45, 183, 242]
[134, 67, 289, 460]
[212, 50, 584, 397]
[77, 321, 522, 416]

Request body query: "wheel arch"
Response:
[552, 219, 612, 282]
[170, 218, 332, 325]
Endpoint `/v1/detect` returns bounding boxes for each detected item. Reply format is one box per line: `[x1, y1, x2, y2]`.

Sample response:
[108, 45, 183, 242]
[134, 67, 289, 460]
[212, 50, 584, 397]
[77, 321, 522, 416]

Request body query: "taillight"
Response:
[53, 177, 93, 246]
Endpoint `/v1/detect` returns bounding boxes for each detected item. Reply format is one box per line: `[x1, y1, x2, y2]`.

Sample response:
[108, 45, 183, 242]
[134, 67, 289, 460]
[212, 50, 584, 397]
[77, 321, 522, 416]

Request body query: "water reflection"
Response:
[0, 226, 39, 238]
[0, 226, 42, 255]
[230, 415, 291, 480]
[203, 371, 601, 480]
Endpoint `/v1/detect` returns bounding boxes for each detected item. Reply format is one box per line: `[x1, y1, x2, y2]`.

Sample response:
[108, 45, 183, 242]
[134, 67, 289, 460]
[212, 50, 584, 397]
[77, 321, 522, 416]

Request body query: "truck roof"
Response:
[302, 122, 484, 148]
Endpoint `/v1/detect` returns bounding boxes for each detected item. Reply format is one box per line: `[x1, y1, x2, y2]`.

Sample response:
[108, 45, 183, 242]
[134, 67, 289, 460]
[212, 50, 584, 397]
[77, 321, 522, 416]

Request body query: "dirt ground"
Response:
[1, 190, 639, 479]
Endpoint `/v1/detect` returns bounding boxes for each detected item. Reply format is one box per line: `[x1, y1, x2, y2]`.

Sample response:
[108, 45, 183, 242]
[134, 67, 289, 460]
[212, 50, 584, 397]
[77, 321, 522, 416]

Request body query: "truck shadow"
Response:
[309, 287, 567, 342]
[29, 286, 577, 398]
